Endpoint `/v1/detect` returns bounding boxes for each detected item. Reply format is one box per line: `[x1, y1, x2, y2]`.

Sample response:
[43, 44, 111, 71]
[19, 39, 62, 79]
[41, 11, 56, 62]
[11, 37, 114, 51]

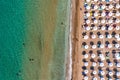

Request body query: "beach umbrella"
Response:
[116, 3, 120, 9]
[94, 12, 98, 17]
[93, 26, 97, 31]
[115, 44, 120, 48]
[101, 12, 105, 17]
[100, 44, 104, 48]
[108, 12, 113, 16]
[86, 26, 90, 31]
[94, 5, 98, 10]
[84, 54, 88, 58]
[86, 0, 90, 2]
[116, 11, 120, 16]
[92, 45, 97, 49]
[108, 19, 113, 24]
[94, 0, 98, 2]
[108, 71, 113, 76]
[99, 35, 104, 39]
[109, 4, 113, 9]
[91, 54, 96, 58]
[91, 34, 96, 39]
[86, 5, 90, 10]
[101, 5, 106, 9]
[101, 26, 105, 30]
[84, 70, 88, 74]
[101, 19, 105, 24]
[84, 35, 89, 40]
[108, 26, 113, 30]
[92, 77, 97, 80]
[108, 62, 113, 67]
[100, 70, 105, 75]
[84, 76, 88, 80]
[84, 45, 89, 49]
[116, 26, 120, 30]
[93, 70, 97, 75]
[92, 62, 97, 66]
[86, 13, 90, 17]
[116, 19, 120, 23]
[86, 20, 90, 24]
[115, 34, 119, 39]
[99, 62, 104, 67]
[107, 34, 112, 39]
[108, 44, 112, 48]
[84, 62, 89, 66]
[116, 62, 120, 67]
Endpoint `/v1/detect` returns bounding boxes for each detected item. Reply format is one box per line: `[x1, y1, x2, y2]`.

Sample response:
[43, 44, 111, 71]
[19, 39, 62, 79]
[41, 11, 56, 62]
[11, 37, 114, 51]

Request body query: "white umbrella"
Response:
[115, 34, 119, 39]
[108, 78, 112, 80]
[108, 63, 113, 67]
[84, 35, 89, 40]
[101, 12, 105, 17]
[86, 26, 90, 31]
[100, 71, 105, 75]
[116, 72, 120, 76]
[101, 26, 105, 30]
[84, 70, 88, 74]
[91, 54, 96, 58]
[100, 78, 105, 80]
[115, 44, 120, 48]
[117, 38, 120, 41]
[108, 19, 113, 24]
[100, 44, 104, 48]
[102, 0, 105, 1]
[93, 26, 97, 31]
[85, 45, 89, 49]
[116, 11, 120, 16]
[102, 5, 106, 9]
[92, 62, 97, 66]
[116, 3, 120, 9]
[91, 34, 96, 39]
[108, 72, 113, 76]
[108, 44, 112, 48]
[94, 20, 98, 24]
[93, 71, 97, 74]
[86, 6, 90, 10]
[94, 5, 98, 10]
[116, 63, 120, 67]
[92, 45, 97, 49]
[84, 54, 88, 58]
[86, 0, 90, 2]
[94, 12, 98, 17]
[116, 19, 120, 23]
[84, 62, 88, 66]
[84, 76, 88, 80]
[109, 12, 113, 16]
[99, 35, 104, 39]
[93, 77, 97, 80]
[109, 4, 113, 9]
[116, 26, 120, 30]
[107, 34, 112, 39]
[108, 26, 113, 30]
[101, 19, 105, 24]
[86, 13, 90, 17]
[86, 20, 90, 24]
[94, 0, 98, 2]
[99, 62, 104, 67]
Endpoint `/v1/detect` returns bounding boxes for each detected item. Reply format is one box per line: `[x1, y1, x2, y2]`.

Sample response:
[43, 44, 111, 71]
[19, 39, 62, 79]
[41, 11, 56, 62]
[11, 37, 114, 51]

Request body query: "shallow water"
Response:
[0, 0, 71, 80]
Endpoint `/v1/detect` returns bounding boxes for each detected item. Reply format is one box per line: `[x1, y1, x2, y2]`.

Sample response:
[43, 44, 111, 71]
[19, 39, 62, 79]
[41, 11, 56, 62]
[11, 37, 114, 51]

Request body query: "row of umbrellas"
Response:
[83, 25, 120, 31]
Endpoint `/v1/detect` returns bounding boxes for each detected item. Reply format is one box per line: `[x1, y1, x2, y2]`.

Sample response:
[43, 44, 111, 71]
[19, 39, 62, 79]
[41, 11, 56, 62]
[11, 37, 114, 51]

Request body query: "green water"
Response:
[0, 0, 25, 80]
[0, 0, 71, 80]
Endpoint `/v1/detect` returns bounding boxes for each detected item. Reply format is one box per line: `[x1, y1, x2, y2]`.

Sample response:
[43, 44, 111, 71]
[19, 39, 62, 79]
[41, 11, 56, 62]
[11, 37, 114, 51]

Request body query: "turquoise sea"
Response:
[0, 0, 25, 80]
[0, 0, 71, 80]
